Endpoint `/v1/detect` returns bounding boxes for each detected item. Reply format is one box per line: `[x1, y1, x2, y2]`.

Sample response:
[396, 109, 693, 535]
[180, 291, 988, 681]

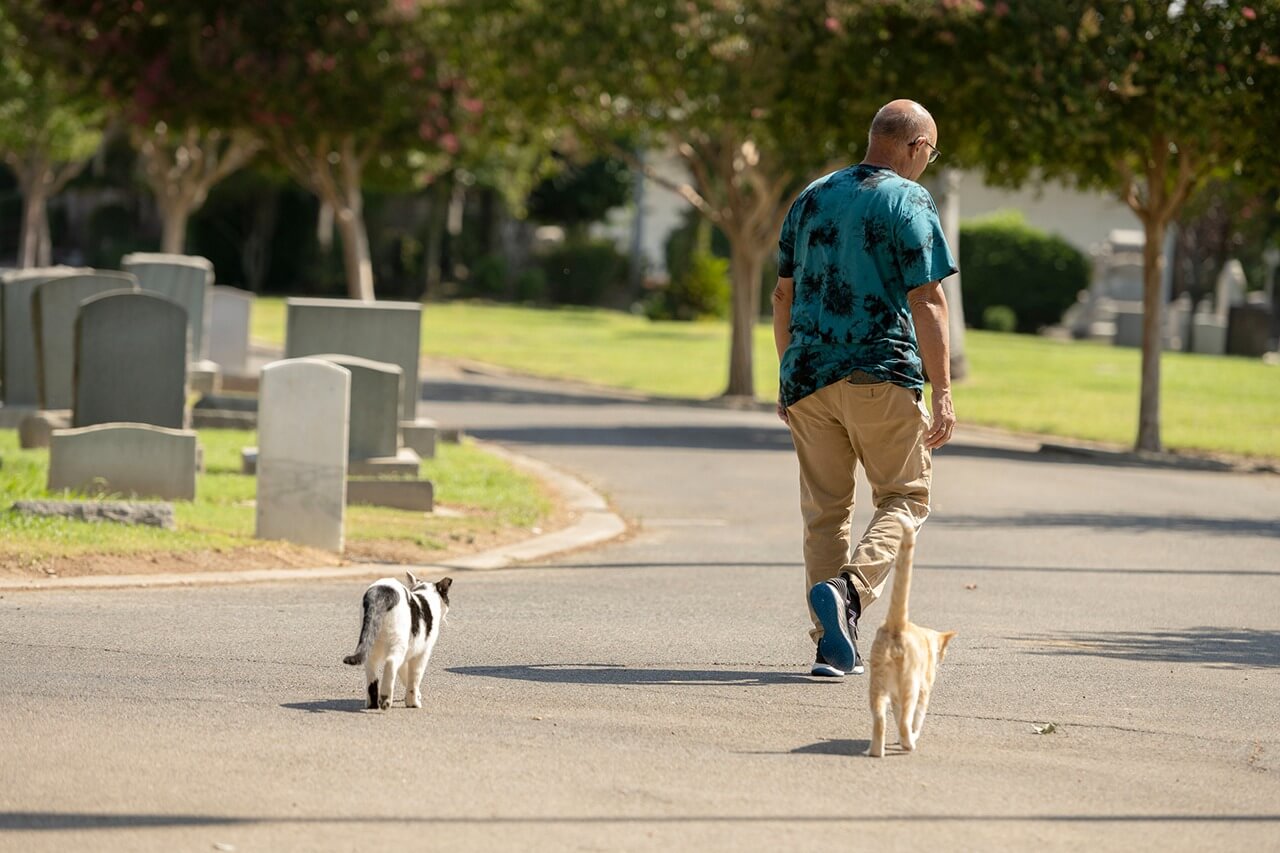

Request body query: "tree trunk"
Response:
[421, 176, 450, 300]
[1136, 216, 1167, 452]
[159, 202, 192, 254]
[16, 167, 51, 269]
[936, 168, 969, 382]
[36, 196, 52, 266]
[335, 206, 375, 301]
[725, 239, 766, 398]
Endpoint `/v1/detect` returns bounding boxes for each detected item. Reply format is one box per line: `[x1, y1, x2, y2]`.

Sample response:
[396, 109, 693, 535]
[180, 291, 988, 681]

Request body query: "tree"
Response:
[26, 2, 264, 255]
[0, 7, 102, 268]
[942, 0, 1280, 451]
[32, 0, 472, 299]
[485, 1, 893, 396]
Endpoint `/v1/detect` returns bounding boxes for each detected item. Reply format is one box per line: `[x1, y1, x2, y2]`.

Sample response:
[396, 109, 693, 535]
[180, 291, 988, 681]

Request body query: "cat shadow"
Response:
[280, 699, 368, 715]
[448, 663, 817, 686]
[791, 738, 872, 756]
[744, 739, 910, 758]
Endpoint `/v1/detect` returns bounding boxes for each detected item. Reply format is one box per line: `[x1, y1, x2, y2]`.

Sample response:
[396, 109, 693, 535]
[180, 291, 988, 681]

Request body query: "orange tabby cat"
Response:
[867, 511, 955, 758]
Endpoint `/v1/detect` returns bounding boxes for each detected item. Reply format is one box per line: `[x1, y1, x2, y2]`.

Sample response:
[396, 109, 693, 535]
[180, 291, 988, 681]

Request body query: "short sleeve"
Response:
[777, 198, 799, 278]
[895, 186, 958, 289]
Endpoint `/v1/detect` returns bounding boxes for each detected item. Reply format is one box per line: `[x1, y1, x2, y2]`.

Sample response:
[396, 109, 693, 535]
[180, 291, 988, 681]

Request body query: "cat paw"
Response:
[405, 695, 421, 709]
[378, 697, 391, 711]
[868, 746, 884, 758]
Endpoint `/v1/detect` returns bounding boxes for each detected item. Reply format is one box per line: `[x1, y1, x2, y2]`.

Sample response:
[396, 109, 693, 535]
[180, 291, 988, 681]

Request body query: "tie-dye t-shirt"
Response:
[777, 164, 957, 408]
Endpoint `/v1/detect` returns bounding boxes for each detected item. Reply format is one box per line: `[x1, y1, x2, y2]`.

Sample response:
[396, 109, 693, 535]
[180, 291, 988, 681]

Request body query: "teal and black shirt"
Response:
[777, 164, 957, 408]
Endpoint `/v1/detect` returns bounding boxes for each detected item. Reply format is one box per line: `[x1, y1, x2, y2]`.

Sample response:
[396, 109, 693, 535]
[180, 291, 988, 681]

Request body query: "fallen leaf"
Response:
[964, 583, 978, 590]
[1033, 722, 1058, 735]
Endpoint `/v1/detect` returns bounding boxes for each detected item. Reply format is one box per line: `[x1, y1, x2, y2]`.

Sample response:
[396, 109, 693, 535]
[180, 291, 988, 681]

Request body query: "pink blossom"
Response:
[994, 1, 1010, 16]
[1243, 7, 1257, 20]
[824, 17, 839, 33]
[440, 134, 459, 155]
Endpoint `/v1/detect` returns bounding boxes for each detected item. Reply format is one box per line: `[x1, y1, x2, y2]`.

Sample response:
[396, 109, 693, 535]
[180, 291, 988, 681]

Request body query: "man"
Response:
[772, 99, 958, 678]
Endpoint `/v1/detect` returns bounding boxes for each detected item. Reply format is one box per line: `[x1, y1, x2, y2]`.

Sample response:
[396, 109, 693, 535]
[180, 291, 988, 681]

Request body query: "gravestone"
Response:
[209, 285, 254, 377]
[48, 423, 198, 500]
[73, 291, 189, 429]
[1215, 260, 1247, 321]
[1, 267, 91, 410]
[31, 272, 140, 410]
[285, 298, 422, 421]
[256, 358, 350, 552]
[1192, 300, 1228, 355]
[309, 353, 403, 461]
[121, 253, 215, 360]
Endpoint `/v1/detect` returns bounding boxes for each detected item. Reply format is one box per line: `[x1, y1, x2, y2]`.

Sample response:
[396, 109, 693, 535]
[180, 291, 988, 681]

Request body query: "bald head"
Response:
[869, 99, 935, 147]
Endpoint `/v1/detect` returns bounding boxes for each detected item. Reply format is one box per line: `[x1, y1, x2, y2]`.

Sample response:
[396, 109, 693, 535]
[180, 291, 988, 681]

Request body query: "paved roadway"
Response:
[2, 363, 1278, 852]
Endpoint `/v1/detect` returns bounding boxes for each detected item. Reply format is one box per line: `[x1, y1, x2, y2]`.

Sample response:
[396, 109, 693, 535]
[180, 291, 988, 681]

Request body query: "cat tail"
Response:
[882, 510, 918, 630]
[343, 584, 398, 665]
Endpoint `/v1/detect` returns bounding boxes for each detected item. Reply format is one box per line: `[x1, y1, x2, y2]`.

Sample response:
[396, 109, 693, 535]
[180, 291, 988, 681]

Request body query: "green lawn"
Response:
[0, 428, 551, 567]
[250, 298, 1279, 459]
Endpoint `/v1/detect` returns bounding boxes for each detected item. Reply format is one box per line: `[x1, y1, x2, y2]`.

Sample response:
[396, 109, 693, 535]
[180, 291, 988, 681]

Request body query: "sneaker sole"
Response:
[809, 582, 856, 673]
[810, 662, 844, 678]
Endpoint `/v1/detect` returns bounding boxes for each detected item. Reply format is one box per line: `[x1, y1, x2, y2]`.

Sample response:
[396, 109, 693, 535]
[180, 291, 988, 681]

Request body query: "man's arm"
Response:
[907, 281, 956, 450]
[771, 276, 794, 424]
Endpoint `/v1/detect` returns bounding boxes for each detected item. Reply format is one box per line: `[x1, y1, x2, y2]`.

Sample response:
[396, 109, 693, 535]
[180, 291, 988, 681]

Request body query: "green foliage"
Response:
[981, 305, 1018, 334]
[646, 252, 730, 322]
[463, 254, 509, 299]
[0, 7, 102, 166]
[527, 154, 632, 233]
[539, 239, 628, 306]
[514, 266, 548, 303]
[959, 211, 1090, 334]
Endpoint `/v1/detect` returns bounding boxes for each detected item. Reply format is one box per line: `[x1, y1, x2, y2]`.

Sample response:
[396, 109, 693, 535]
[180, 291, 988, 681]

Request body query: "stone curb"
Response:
[0, 440, 628, 593]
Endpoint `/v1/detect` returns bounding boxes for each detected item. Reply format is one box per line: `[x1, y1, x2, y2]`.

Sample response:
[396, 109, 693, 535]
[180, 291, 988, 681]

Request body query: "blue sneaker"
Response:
[809, 574, 863, 675]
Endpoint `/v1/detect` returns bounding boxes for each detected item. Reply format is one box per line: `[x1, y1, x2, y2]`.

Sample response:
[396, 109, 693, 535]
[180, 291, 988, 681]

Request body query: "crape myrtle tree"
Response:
[238, 0, 478, 301]
[0, 7, 102, 268]
[30, 2, 262, 255]
[33, 0, 475, 300]
[943, 0, 1280, 452]
[485, 0, 906, 397]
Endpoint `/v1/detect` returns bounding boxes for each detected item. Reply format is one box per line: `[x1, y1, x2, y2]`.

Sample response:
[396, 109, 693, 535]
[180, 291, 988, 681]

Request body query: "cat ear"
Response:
[436, 577, 453, 595]
[938, 631, 957, 658]
[405, 571, 421, 588]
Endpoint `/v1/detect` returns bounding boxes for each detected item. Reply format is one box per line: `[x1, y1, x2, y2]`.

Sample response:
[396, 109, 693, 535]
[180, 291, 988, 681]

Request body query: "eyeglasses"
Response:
[914, 137, 941, 164]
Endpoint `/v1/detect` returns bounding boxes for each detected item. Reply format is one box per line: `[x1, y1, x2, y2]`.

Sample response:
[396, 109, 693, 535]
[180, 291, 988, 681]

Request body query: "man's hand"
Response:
[924, 389, 955, 450]
[777, 396, 790, 426]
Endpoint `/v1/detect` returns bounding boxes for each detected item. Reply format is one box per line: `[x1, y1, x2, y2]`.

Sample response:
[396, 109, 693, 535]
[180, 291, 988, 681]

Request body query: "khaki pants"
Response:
[787, 380, 931, 643]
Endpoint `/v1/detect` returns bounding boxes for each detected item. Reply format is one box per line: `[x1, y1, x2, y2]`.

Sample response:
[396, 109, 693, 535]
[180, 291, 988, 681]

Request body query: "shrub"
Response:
[646, 251, 730, 321]
[539, 239, 628, 306]
[463, 254, 508, 299]
[514, 267, 547, 303]
[959, 210, 1090, 333]
[982, 304, 1018, 333]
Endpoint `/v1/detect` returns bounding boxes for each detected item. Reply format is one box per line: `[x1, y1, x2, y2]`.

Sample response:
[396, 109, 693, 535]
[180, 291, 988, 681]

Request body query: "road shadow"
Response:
[937, 442, 1240, 472]
[280, 698, 367, 715]
[448, 663, 816, 686]
[525, 560, 1278, 578]
[423, 378, 643, 409]
[468, 424, 795, 452]
[1015, 627, 1280, 669]
[4, 810, 1278, 830]
[934, 511, 1280, 538]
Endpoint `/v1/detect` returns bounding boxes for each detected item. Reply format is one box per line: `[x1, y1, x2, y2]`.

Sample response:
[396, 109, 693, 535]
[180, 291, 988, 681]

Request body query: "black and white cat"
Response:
[343, 572, 452, 710]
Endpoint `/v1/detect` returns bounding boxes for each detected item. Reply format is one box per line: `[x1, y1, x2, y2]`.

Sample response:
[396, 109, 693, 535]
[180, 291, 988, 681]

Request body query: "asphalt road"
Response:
[2, 362, 1278, 852]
